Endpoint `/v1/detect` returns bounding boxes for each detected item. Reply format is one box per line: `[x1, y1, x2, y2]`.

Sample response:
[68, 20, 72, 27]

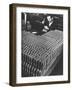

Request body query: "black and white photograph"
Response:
[9, 4, 70, 86]
[21, 13, 63, 77]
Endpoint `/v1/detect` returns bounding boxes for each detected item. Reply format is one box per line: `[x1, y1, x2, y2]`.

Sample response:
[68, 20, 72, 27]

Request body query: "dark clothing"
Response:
[44, 18, 49, 27]
[49, 19, 58, 30]
[44, 18, 58, 31]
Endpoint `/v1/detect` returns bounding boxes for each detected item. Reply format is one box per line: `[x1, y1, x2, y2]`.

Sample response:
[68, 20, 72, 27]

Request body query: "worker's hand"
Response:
[44, 26, 49, 30]
[42, 19, 45, 24]
[42, 20, 45, 24]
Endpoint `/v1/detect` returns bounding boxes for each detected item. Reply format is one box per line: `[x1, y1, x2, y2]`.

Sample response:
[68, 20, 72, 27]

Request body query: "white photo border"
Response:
[16, 7, 69, 84]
